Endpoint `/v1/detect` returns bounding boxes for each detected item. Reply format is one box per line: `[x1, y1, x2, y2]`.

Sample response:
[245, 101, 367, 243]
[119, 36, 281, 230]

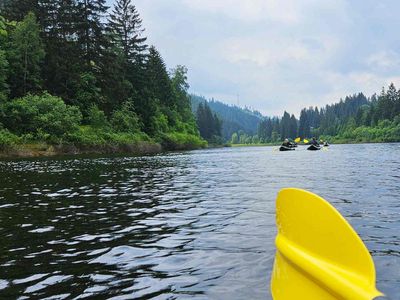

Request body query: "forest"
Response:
[191, 94, 262, 141]
[229, 84, 400, 144]
[0, 0, 206, 155]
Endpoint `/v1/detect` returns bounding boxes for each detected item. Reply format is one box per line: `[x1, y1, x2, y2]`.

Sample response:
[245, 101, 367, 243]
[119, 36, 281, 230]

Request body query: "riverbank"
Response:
[0, 133, 208, 159]
[0, 142, 164, 158]
[0, 141, 209, 159]
[0, 121, 209, 159]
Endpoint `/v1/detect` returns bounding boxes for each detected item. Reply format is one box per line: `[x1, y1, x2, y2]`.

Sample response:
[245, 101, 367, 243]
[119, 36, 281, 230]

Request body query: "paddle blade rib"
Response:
[271, 188, 383, 300]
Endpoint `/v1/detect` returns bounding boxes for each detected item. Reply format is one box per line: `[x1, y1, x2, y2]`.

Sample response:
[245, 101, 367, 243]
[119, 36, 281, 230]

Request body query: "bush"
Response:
[151, 112, 169, 134]
[330, 118, 400, 143]
[0, 93, 82, 139]
[87, 105, 110, 129]
[0, 129, 20, 150]
[161, 131, 207, 150]
[65, 125, 150, 147]
[111, 102, 141, 133]
[65, 126, 106, 146]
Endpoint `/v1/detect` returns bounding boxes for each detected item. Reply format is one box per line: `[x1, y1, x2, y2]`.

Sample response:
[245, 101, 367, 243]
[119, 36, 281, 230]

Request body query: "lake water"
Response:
[0, 144, 399, 299]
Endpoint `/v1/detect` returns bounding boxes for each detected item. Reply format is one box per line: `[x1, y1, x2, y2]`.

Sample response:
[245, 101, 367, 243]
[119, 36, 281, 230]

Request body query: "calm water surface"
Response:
[0, 144, 399, 299]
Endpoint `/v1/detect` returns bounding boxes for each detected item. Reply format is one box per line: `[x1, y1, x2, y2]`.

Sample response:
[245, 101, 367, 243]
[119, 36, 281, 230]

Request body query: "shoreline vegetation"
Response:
[228, 86, 400, 146]
[0, 2, 213, 160]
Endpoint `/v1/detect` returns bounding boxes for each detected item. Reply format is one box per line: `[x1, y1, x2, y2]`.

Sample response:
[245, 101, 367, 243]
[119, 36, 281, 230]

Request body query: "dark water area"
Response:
[0, 144, 399, 299]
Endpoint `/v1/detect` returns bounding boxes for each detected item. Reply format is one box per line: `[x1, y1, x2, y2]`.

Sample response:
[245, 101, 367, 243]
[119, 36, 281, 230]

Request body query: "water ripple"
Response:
[0, 144, 399, 299]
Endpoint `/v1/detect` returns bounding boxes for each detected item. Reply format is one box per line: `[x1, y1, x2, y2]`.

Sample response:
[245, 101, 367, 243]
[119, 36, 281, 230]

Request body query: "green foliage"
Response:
[0, 16, 9, 102]
[0, 50, 8, 102]
[87, 105, 110, 129]
[252, 135, 259, 144]
[160, 131, 207, 150]
[7, 12, 45, 98]
[108, 0, 147, 61]
[196, 102, 222, 142]
[75, 72, 103, 116]
[146, 46, 174, 109]
[191, 94, 262, 141]
[0, 129, 20, 150]
[257, 117, 284, 142]
[65, 125, 149, 147]
[171, 65, 193, 121]
[0, 93, 82, 139]
[231, 132, 239, 144]
[151, 111, 170, 134]
[322, 117, 400, 143]
[111, 102, 141, 133]
[1, 0, 39, 22]
[0, 5, 205, 153]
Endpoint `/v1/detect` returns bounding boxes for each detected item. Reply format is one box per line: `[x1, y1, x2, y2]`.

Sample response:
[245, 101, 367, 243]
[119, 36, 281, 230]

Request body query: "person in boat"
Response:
[281, 138, 292, 148]
[311, 137, 319, 146]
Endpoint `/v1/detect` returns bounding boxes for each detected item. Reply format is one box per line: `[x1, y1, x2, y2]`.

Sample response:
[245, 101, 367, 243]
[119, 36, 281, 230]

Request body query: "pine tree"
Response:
[203, 102, 213, 139]
[37, 0, 83, 102]
[76, 0, 109, 68]
[98, 43, 133, 114]
[108, 0, 147, 62]
[145, 46, 174, 110]
[280, 111, 291, 139]
[196, 101, 222, 141]
[1, 0, 39, 22]
[289, 114, 297, 138]
[213, 112, 222, 137]
[257, 119, 268, 142]
[107, 0, 148, 110]
[196, 102, 206, 138]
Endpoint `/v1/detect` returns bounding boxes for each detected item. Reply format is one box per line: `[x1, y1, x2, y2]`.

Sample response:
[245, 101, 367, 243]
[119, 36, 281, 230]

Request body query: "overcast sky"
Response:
[109, 0, 400, 116]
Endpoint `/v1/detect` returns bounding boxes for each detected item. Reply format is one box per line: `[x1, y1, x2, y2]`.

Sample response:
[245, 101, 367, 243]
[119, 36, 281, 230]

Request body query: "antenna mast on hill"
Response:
[237, 93, 240, 107]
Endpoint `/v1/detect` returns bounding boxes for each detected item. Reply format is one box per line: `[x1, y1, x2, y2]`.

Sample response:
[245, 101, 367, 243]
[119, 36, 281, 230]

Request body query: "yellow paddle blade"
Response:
[271, 188, 383, 300]
[294, 137, 301, 143]
[303, 139, 309, 144]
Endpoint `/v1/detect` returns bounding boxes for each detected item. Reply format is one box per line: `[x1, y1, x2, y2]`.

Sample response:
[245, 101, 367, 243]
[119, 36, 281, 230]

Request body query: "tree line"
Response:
[231, 84, 400, 144]
[191, 94, 262, 141]
[195, 102, 222, 144]
[0, 0, 205, 151]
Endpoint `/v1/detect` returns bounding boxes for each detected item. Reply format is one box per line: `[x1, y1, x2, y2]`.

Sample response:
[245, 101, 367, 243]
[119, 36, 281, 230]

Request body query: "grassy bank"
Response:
[0, 139, 206, 158]
[0, 141, 162, 158]
[0, 127, 207, 158]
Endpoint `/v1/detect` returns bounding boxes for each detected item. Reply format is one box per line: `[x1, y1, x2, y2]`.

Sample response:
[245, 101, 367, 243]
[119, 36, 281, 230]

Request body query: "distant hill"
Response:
[191, 95, 263, 141]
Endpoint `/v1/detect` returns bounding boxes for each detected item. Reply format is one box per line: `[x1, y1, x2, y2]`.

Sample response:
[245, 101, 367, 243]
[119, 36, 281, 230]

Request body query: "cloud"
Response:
[366, 51, 400, 71]
[181, 0, 301, 24]
[128, 0, 400, 116]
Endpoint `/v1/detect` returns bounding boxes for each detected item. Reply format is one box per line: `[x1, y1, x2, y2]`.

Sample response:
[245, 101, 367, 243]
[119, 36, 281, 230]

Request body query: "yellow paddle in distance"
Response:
[294, 137, 301, 143]
[271, 188, 384, 300]
[303, 138, 309, 144]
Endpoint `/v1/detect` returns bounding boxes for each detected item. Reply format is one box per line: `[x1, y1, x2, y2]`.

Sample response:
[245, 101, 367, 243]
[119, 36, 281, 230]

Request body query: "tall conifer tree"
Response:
[108, 0, 147, 62]
[76, 0, 109, 68]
